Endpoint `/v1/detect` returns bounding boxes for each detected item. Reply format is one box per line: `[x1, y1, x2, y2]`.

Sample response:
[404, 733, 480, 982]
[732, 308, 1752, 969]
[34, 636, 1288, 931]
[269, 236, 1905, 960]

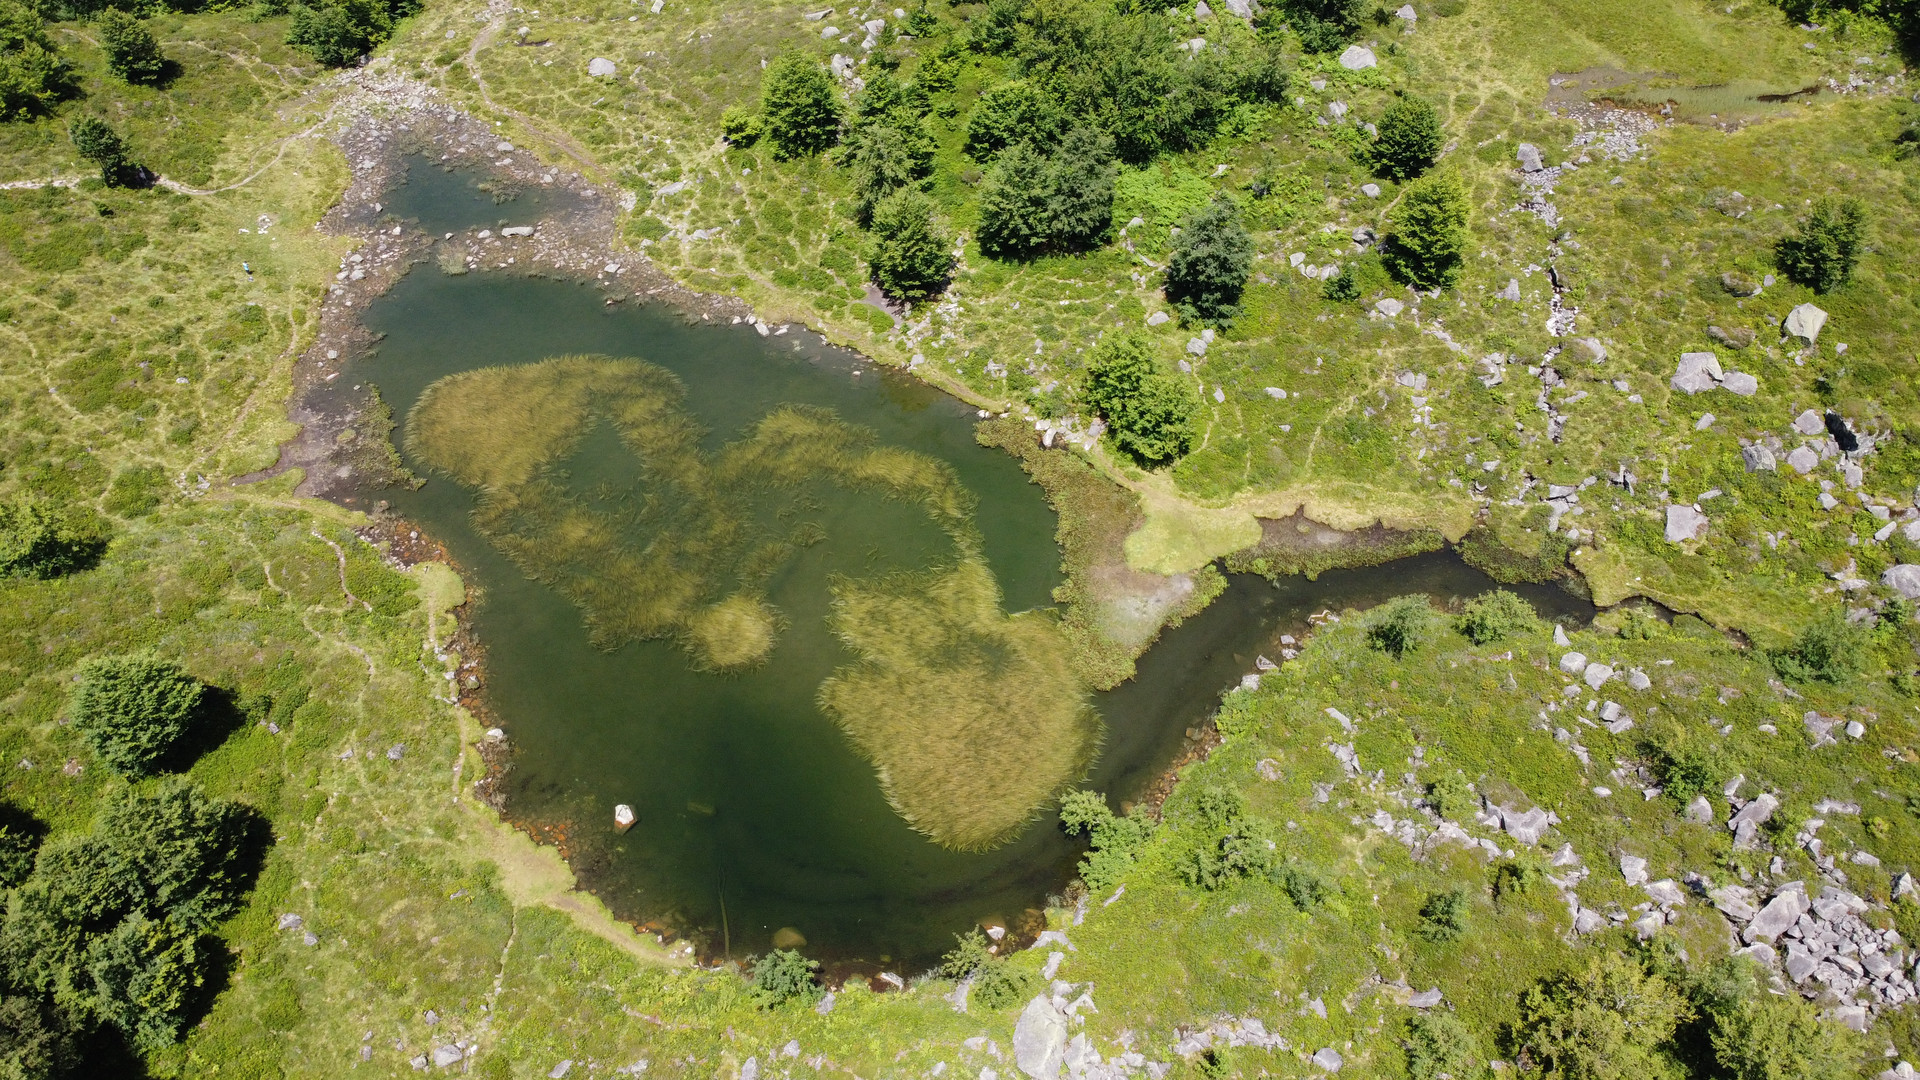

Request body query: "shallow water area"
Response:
[1547, 67, 1820, 127]
[382, 153, 577, 235]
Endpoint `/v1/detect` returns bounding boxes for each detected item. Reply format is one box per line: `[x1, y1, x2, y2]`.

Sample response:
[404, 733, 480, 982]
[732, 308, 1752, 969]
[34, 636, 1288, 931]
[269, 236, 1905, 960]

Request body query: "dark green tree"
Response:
[285, 0, 393, 66]
[1372, 96, 1443, 181]
[1418, 888, 1470, 942]
[865, 189, 952, 301]
[963, 79, 1062, 161]
[68, 655, 205, 777]
[0, 496, 107, 580]
[970, 961, 1037, 1008]
[975, 141, 1052, 257]
[69, 117, 134, 187]
[82, 913, 204, 1052]
[1044, 126, 1116, 251]
[1257, 0, 1365, 53]
[1769, 608, 1868, 684]
[751, 949, 821, 1005]
[1705, 968, 1850, 1080]
[759, 51, 841, 159]
[719, 104, 761, 146]
[1058, 789, 1151, 891]
[98, 9, 165, 85]
[1082, 334, 1200, 465]
[940, 929, 994, 980]
[844, 118, 934, 226]
[967, 0, 1026, 55]
[1383, 172, 1469, 290]
[1164, 196, 1254, 326]
[1775, 196, 1866, 294]
[0, 0, 70, 120]
[0, 991, 80, 1080]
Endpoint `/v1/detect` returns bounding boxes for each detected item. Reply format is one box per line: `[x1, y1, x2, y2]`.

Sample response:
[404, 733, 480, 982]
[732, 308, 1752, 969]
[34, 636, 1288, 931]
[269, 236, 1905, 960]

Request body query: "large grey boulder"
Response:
[1558, 651, 1588, 674]
[1728, 792, 1779, 831]
[1313, 1048, 1345, 1073]
[1583, 662, 1614, 689]
[1337, 44, 1376, 69]
[1743, 888, 1807, 944]
[1685, 796, 1714, 824]
[1710, 885, 1758, 922]
[1502, 806, 1553, 845]
[1720, 371, 1759, 396]
[1671, 352, 1723, 393]
[1374, 298, 1404, 317]
[1882, 564, 1920, 600]
[1645, 879, 1687, 906]
[1792, 409, 1825, 435]
[1497, 278, 1522, 301]
[1786, 446, 1819, 474]
[1742, 445, 1776, 472]
[1014, 996, 1068, 1079]
[587, 57, 616, 77]
[1665, 504, 1709, 543]
[1517, 143, 1544, 171]
[1784, 303, 1827, 344]
[1221, 0, 1254, 17]
[1620, 854, 1649, 886]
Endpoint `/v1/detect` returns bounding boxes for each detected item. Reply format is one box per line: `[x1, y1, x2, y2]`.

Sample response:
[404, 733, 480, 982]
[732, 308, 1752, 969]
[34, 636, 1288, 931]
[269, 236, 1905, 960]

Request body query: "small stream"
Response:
[337, 163, 1596, 970]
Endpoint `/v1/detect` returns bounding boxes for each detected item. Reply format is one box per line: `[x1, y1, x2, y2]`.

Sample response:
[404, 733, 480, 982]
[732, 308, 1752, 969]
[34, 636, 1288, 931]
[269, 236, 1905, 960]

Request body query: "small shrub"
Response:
[1492, 858, 1546, 901]
[1775, 196, 1866, 294]
[719, 104, 761, 146]
[941, 929, 993, 980]
[1258, 0, 1365, 52]
[1177, 783, 1271, 890]
[1059, 790, 1153, 890]
[1383, 172, 1469, 290]
[1514, 953, 1690, 1080]
[1456, 589, 1538, 645]
[0, 495, 108, 578]
[98, 10, 166, 85]
[1418, 888, 1470, 942]
[1368, 595, 1435, 658]
[760, 51, 841, 159]
[970, 960, 1036, 1009]
[68, 654, 206, 777]
[1426, 772, 1475, 821]
[1322, 262, 1360, 302]
[0, 804, 41, 888]
[1405, 1011, 1482, 1080]
[1769, 609, 1867, 684]
[1269, 861, 1330, 910]
[1649, 737, 1724, 805]
[751, 949, 821, 1005]
[1372, 97, 1443, 181]
[1164, 196, 1254, 327]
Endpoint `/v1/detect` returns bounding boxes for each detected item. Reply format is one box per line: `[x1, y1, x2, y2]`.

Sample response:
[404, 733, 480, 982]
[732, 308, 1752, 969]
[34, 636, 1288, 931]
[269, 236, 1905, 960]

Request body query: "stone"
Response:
[1743, 889, 1808, 944]
[1720, 272, 1761, 297]
[1793, 409, 1827, 436]
[1312, 1048, 1344, 1072]
[772, 926, 806, 949]
[1396, 2, 1417, 18]
[549, 1062, 573, 1079]
[1620, 854, 1649, 886]
[1374, 298, 1404, 317]
[1685, 796, 1714, 824]
[1741, 445, 1776, 472]
[277, 913, 304, 930]
[1502, 807, 1553, 845]
[587, 57, 616, 77]
[1787, 446, 1819, 474]
[1146, 311, 1170, 326]
[1194, 0, 1212, 17]
[1014, 996, 1068, 1079]
[1553, 624, 1571, 646]
[1720, 371, 1758, 396]
[1633, 912, 1666, 939]
[1222, 0, 1254, 15]
[432, 1045, 465, 1068]
[1818, 492, 1839, 510]
[1665, 504, 1709, 543]
[1397, 371, 1428, 390]
[1784, 303, 1827, 344]
[1408, 988, 1443, 1008]
[1574, 337, 1607, 362]
[1896, 873, 1917, 900]
[1882, 565, 1920, 600]
[1787, 946, 1819, 983]
[1645, 879, 1687, 906]
[1517, 143, 1544, 171]
[1707, 325, 1756, 349]
[1710, 886, 1758, 922]
[1187, 337, 1208, 356]
[1671, 352, 1723, 393]
[1833, 1005, 1869, 1033]
[1729, 792, 1779, 831]
[500, 226, 535, 237]
[1497, 278, 1522, 301]
[1360, 182, 1381, 198]
[1574, 907, 1607, 934]
[1337, 44, 1376, 69]
[1583, 662, 1613, 689]
[1626, 669, 1652, 691]
[1847, 720, 1867, 739]
[1558, 651, 1588, 674]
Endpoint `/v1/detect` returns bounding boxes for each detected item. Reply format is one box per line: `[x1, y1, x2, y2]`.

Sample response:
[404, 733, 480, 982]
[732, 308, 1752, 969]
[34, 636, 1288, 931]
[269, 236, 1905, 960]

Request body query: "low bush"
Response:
[0, 495, 108, 579]
[969, 960, 1036, 1009]
[1058, 789, 1152, 891]
[1418, 888, 1470, 942]
[750, 949, 820, 1006]
[1775, 196, 1866, 294]
[1456, 589, 1539, 645]
[1367, 595, 1435, 658]
[1405, 1011, 1482, 1080]
[1081, 334, 1200, 465]
[1426, 772, 1475, 821]
[1769, 609, 1867, 684]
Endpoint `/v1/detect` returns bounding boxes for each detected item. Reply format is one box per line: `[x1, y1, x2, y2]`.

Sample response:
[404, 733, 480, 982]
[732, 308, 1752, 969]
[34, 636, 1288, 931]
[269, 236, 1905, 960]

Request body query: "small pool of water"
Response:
[381, 154, 576, 234]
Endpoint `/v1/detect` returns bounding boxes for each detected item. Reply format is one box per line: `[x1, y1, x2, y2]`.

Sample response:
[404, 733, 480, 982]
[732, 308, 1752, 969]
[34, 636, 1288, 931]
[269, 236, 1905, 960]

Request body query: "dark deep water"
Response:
[342, 164, 1593, 969]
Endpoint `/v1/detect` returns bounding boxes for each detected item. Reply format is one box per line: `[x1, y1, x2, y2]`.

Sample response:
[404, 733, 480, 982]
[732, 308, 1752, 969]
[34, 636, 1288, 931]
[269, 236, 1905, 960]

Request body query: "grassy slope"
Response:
[2, 0, 1919, 1077]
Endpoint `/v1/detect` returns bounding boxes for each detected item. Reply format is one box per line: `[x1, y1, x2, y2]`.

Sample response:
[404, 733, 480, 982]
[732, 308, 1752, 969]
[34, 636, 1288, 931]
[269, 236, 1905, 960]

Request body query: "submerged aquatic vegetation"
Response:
[819, 560, 1100, 851]
[409, 354, 1100, 848]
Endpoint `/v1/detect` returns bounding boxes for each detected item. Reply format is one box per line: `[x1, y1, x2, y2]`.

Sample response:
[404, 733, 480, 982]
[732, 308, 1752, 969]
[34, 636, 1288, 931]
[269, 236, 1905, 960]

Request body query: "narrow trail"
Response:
[458, 2, 606, 183]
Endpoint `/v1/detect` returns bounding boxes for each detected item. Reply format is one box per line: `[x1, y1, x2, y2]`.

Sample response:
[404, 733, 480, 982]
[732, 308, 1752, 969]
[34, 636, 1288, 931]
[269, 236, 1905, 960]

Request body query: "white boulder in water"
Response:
[613, 803, 635, 832]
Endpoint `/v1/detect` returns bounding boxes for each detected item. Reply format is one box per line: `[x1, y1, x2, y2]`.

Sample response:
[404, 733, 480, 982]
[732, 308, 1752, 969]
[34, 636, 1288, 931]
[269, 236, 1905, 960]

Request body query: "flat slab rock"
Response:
[1014, 995, 1068, 1079]
[1337, 44, 1376, 69]
[1883, 564, 1920, 600]
[1666, 504, 1709, 543]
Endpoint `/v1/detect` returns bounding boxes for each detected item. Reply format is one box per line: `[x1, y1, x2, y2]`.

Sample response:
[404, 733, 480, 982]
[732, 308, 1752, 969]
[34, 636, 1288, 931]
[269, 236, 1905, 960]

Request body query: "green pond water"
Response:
[345, 191, 1593, 967]
[382, 154, 575, 236]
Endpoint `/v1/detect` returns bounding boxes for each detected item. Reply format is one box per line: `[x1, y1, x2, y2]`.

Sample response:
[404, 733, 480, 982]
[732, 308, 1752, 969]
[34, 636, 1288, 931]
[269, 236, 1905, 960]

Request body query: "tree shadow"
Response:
[154, 685, 250, 774]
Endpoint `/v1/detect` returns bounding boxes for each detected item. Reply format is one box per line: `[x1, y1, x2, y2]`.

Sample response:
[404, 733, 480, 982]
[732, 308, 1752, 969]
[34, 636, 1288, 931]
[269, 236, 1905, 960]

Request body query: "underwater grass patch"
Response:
[409, 354, 1099, 848]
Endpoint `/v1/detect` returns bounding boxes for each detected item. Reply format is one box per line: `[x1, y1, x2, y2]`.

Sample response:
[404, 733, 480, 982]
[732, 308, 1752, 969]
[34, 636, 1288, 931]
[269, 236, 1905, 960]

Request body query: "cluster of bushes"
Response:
[279, 0, 419, 67]
[0, 495, 108, 579]
[0, 0, 71, 120]
[1775, 195, 1867, 294]
[1256, 0, 1367, 54]
[1080, 334, 1201, 465]
[939, 929, 1038, 1009]
[1057, 788, 1152, 891]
